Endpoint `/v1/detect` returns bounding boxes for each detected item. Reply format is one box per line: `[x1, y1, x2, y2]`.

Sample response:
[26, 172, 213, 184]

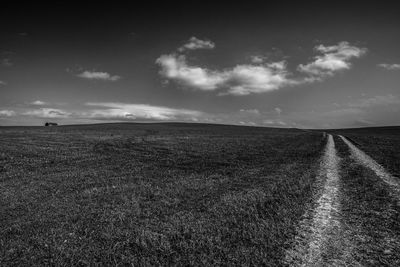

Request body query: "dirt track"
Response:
[285, 134, 356, 266]
[286, 134, 400, 266]
[340, 135, 400, 201]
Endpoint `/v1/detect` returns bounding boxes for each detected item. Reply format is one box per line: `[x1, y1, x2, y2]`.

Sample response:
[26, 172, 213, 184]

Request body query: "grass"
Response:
[333, 135, 400, 266]
[331, 126, 400, 177]
[0, 123, 325, 266]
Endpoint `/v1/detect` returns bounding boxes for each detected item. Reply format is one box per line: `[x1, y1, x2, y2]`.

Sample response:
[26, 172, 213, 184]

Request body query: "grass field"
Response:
[331, 126, 400, 177]
[1, 123, 399, 266]
[0, 123, 325, 266]
[333, 135, 400, 265]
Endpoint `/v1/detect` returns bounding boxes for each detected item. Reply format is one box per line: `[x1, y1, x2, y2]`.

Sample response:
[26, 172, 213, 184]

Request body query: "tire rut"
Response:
[339, 135, 400, 202]
[285, 134, 357, 266]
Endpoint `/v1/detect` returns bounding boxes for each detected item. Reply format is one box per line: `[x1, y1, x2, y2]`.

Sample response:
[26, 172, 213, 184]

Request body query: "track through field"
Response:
[339, 135, 400, 202]
[285, 134, 357, 266]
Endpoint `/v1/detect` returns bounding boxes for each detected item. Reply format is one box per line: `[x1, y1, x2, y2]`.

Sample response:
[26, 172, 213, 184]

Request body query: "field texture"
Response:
[284, 130, 400, 266]
[333, 134, 400, 265]
[0, 123, 325, 266]
[333, 126, 400, 177]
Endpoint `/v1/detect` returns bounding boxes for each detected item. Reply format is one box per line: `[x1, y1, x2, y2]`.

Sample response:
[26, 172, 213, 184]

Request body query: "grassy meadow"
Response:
[332, 126, 400, 177]
[0, 123, 325, 265]
[333, 134, 400, 265]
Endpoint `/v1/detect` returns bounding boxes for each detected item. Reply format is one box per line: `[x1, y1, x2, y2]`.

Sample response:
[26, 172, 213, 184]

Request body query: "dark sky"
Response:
[1, 1, 399, 127]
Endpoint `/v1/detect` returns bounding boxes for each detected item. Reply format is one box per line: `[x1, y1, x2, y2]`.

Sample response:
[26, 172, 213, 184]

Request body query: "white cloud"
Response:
[85, 102, 203, 121]
[31, 100, 47, 105]
[238, 121, 257, 126]
[274, 107, 282, 115]
[239, 109, 260, 114]
[156, 54, 226, 90]
[298, 41, 367, 78]
[0, 80, 6, 85]
[250, 55, 265, 64]
[23, 108, 71, 118]
[263, 119, 287, 126]
[77, 71, 121, 81]
[156, 54, 293, 95]
[266, 61, 287, 70]
[157, 40, 367, 96]
[377, 63, 400, 70]
[178, 37, 215, 52]
[0, 110, 16, 117]
[223, 64, 293, 95]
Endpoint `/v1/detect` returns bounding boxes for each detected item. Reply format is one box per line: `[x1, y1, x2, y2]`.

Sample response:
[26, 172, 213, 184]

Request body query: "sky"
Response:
[0, 2, 399, 128]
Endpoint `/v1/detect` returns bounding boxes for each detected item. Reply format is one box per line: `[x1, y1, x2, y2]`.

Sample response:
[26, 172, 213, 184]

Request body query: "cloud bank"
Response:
[0, 110, 16, 117]
[377, 63, 400, 70]
[156, 54, 294, 95]
[85, 102, 203, 121]
[157, 39, 367, 95]
[23, 108, 71, 118]
[7, 103, 205, 122]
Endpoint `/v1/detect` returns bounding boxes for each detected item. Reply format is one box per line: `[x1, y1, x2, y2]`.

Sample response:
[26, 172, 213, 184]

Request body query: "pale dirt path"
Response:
[339, 135, 400, 265]
[339, 135, 400, 201]
[285, 134, 358, 266]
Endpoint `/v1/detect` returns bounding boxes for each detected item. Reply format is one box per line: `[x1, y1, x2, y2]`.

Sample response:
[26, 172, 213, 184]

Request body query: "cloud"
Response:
[0, 80, 6, 86]
[0, 110, 16, 117]
[222, 64, 294, 95]
[178, 37, 215, 52]
[77, 71, 121, 81]
[156, 54, 293, 95]
[240, 109, 260, 115]
[231, 65, 291, 95]
[263, 119, 287, 126]
[156, 54, 225, 90]
[31, 100, 48, 106]
[377, 63, 400, 70]
[2, 102, 205, 123]
[157, 40, 367, 96]
[274, 107, 282, 115]
[85, 102, 203, 121]
[239, 121, 257, 126]
[298, 41, 367, 78]
[23, 108, 71, 118]
[250, 55, 266, 64]
[266, 61, 287, 70]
